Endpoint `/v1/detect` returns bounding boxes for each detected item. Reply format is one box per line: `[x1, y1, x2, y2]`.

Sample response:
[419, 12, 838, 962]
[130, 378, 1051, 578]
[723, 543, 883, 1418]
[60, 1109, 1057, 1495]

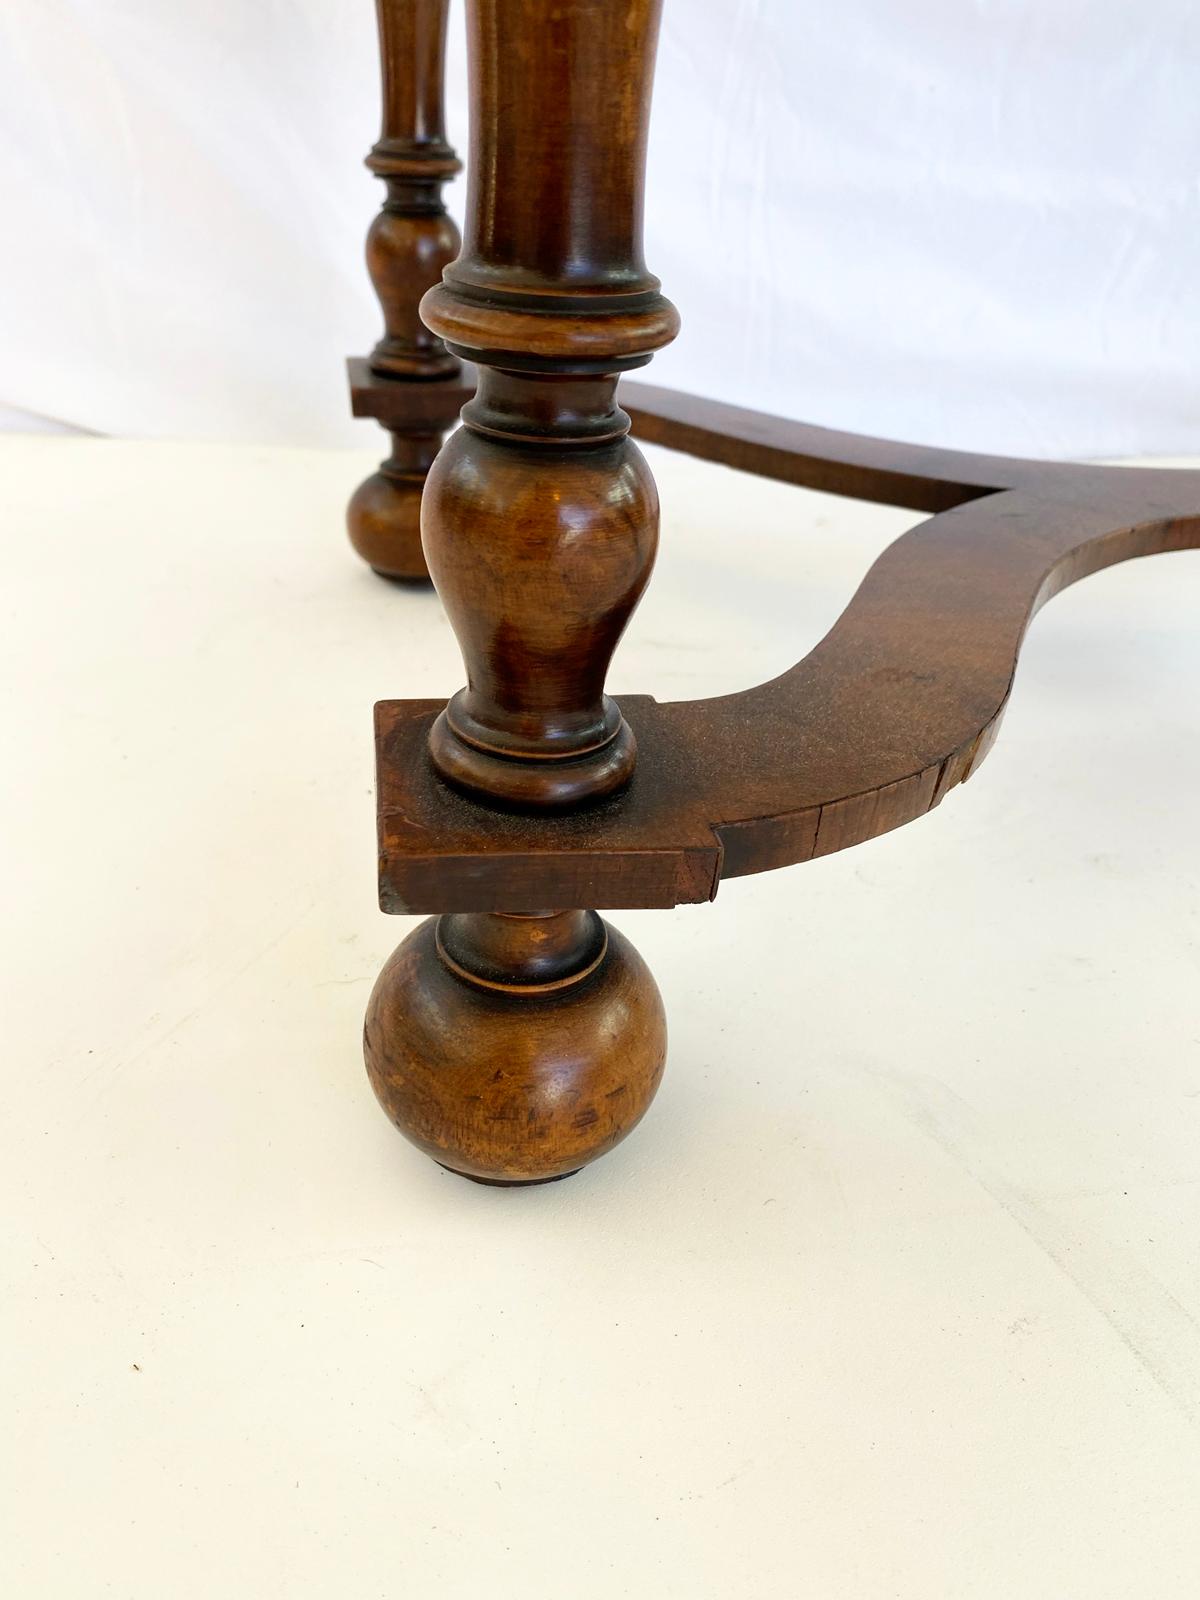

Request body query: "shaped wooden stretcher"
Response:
[372, 377, 1200, 915]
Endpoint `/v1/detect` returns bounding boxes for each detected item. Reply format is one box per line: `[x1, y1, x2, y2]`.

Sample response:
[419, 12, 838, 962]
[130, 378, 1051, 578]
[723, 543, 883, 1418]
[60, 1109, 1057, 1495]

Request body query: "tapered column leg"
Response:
[364, 0, 678, 1183]
[347, 0, 461, 581]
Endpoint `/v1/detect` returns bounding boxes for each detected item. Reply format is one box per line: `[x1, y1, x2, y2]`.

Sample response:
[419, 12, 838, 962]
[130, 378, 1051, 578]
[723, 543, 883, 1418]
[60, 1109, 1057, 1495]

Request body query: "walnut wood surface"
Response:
[358, 0, 1200, 1195]
[365, 911, 667, 1183]
[376, 436, 1200, 912]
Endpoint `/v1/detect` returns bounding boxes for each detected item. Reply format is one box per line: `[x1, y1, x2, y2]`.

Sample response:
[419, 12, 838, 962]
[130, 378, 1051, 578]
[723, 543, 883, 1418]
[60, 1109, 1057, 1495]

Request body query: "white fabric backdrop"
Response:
[3, 0, 1198, 456]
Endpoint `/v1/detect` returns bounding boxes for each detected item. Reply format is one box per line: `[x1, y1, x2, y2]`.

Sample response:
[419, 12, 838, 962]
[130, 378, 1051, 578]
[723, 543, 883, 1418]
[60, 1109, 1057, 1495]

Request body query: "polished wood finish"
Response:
[365, 0, 676, 1181]
[347, 0, 462, 580]
[421, 372, 663, 807]
[361, 0, 1200, 1186]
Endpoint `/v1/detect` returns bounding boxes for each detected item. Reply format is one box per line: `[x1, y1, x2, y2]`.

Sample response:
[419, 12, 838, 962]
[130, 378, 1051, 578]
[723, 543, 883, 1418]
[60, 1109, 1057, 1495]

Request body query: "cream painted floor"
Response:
[4, 435, 1200, 1598]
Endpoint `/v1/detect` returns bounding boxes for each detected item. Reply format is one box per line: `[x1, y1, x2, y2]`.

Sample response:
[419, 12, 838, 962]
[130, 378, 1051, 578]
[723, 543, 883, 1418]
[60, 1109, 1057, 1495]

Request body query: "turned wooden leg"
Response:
[364, 0, 678, 1184]
[347, 0, 461, 581]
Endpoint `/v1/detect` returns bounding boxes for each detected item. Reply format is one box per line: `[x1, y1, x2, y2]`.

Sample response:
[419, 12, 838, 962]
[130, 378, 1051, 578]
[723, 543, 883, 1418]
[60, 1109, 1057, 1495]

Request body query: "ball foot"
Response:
[347, 427, 438, 581]
[347, 468, 429, 581]
[364, 910, 667, 1184]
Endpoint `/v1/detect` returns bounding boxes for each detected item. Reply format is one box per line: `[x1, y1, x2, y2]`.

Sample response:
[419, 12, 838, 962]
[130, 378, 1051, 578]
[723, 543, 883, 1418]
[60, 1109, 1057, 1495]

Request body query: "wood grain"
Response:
[365, 911, 667, 1184]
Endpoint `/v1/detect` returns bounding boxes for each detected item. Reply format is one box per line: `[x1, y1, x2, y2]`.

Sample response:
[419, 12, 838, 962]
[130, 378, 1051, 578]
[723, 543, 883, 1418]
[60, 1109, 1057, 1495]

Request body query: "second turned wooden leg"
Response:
[347, 0, 461, 581]
[365, 0, 678, 1182]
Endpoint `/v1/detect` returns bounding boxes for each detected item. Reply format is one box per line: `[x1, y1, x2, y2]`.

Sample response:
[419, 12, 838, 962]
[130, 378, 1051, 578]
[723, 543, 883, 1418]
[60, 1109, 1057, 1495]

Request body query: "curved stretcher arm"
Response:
[375, 388, 1200, 914]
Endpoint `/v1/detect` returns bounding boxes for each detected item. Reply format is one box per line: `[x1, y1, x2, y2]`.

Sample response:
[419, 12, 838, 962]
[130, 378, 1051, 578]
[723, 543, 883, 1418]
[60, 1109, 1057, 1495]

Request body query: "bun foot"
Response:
[346, 433, 433, 582]
[346, 468, 429, 582]
[364, 911, 667, 1184]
